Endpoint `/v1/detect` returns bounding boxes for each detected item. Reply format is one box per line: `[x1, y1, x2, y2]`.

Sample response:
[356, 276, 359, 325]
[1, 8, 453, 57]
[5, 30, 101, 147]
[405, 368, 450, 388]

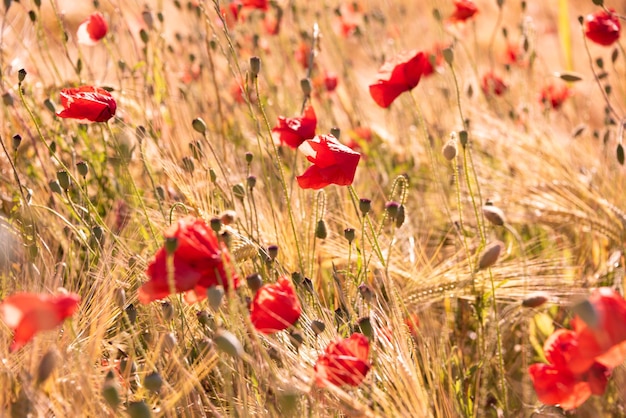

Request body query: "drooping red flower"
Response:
[584, 9, 621, 46]
[539, 83, 571, 110]
[250, 276, 301, 334]
[272, 105, 317, 149]
[369, 50, 430, 108]
[56, 86, 117, 123]
[568, 288, 626, 374]
[448, 0, 478, 23]
[139, 216, 240, 304]
[481, 71, 508, 96]
[528, 329, 612, 410]
[296, 134, 361, 189]
[241, 0, 268, 11]
[0, 292, 80, 351]
[77, 12, 108, 45]
[314, 333, 371, 387]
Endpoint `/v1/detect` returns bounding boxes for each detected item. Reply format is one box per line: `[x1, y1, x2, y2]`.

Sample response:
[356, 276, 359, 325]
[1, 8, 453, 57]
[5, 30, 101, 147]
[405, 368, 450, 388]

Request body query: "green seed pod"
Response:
[357, 317, 374, 340]
[344, 228, 355, 244]
[127, 400, 152, 418]
[143, 372, 163, 393]
[246, 273, 263, 293]
[250, 56, 261, 76]
[477, 241, 505, 271]
[206, 286, 225, 311]
[214, 330, 244, 358]
[359, 198, 371, 216]
[482, 205, 506, 226]
[192, 117, 207, 134]
[310, 320, 325, 335]
[315, 219, 327, 239]
[76, 161, 89, 177]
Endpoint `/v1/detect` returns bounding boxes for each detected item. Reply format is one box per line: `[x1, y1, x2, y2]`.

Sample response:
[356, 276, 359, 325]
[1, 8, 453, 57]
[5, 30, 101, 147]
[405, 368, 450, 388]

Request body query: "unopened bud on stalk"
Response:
[206, 286, 225, 311]
[300, 78, 312, 96]
[182, 156, 195, 174]
[522, 291, 550, 308]
[357, 317, 374, 340]
[395, 205, 406, 228]
[246, 175, 257, 189]
[442, 134, 458, 161]
[310, 319, 326, 335]
[359, 198, 371, 216]
[344, 227, 355, 244]
[127, 401, 152, 418]
[246, 273, 263, 293]
[210, 217, 222, 233]
[245, 152, 253, 164]
[289, 329, 304, 350]
[482, 204, 506, 226]
[315, 219, 327, 239]
[164, 237, 179, 254]
[76, 161, 89, 177]
[220, 210, 237, 225]
[192, 117, 207, 134]
[385, 201, 400, 219]
[233, 183, 245, 200]
[267, 244, 279, 260]
[250, 56, 261, 76]
[214, 330, 244, 358]
[161, 301, 174, 321]
[125, 303, 137, 324]
[18, 69, 27, 82]
[143, 372, 163, 393]
[114, 288, 126, 309]
[330, 127, 341, 139]
[102, 378, 121, 409]
[476, 241, 505, 271]
[12, 134, 22, 150]
[49, 180, 63, 195]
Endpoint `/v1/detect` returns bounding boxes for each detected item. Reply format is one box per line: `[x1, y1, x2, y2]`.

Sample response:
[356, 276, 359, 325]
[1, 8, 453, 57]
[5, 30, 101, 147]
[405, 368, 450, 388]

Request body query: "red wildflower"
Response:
[481, 71, 508, 96]
[345, 126, 373, 151]
[528, 329, 612, 410]
[323, 71, 339, 92]
[569, 288, 626, 373]
[423, 44, 446, 77]
[448, 0, 478, 23]
[250, 276, 301, 334]
[369, 50, 430, 108]
[296, 134, 361, 189]
[272, 105, 317, 149]
[56, 86, 117, 123]
[241, 0, 268, 11]
[295, 41, 312, 69]
[138, 216, 240, 304]
[334, 2, 363, 37]
[314, 333, 371, 387]
[219, 2, 241, 29]
[77, 12, 108, 46]
[0, 292, 80, 351]
[584, 9, 621, 46]
[264, 13, 280, 35]
[539, 83, 571, 110]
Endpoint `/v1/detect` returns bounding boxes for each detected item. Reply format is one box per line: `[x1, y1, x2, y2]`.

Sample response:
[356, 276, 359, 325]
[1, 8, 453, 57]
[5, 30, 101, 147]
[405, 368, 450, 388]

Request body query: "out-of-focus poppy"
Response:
[56, 86, 117, 123]
[481, 71, 508, 96]
[295, 41, 312, 69]
[250, 276, 301, 334]
[0, 292, 80, 351]
[272, 105, 317, 149]
[585, 9, 621, 46]
[241, 0, 268, 11]
[369, 50, 429, 108]
[139, 216, 239, 304]
[314, 333, 371, 387]
[448, 0, 478, 23]
[77, 12, 108, 46]
[539, 83, 571, 110]
[296, 134, 361, 189]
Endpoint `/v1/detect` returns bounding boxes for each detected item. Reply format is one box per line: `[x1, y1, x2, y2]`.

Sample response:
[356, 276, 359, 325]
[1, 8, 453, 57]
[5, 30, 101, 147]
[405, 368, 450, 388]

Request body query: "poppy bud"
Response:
[291, 271, 303, 284]
[247, 175, 257, 189]
[18, 69, 26, 82]
[267, 244, 279, 260]
[245, 152, 253, 164]
[209, 168, 217, 183]
[36, 348, 59, 385]
[164, 236, 179, 254]
[358, 284, 373, 303]
[385, 201, 400, 219]
[127, 401, 152, 418]
[114, 288, 126, 309]
[220, 210, 237, 225]
[143, 372, 163, 393]
[161, 332, 177, 353]
[246, 273, 263, 293]
[344, 227, 355, 244]
[189, 141, 204, 159]
[76, 161, 89, 177]
[442, 135, 458, 161]
[359, 198, 372, 216]
[330, 127, 341, 139]
[395, 205, 406, 228]
[210, 217, 222, 233]
[206, 286, 225, 311]
[250, 56, 261, 76]
[310, 319, 326, 335]
[214, 330, 244, 358]
[357, 316, 374, 340]
[192, 117, 207, 134]
[12, 134, 21, 150]
[161, 301, 174, 321]
[300, 78, 312, 96]
[182, 156, 195, 174]
[442, 48, 454, 65]
[522, 291, 550, 308]
[56, 170, 71, 191]
[289, 329, 304, 350]
[315, 219, 327, 239]
[459, 130, 469, 147]
[476, 241, 505, 271]
[49, 179, 63, 195]
[233, 183, 245, 200]
[482, 204, 506, 226]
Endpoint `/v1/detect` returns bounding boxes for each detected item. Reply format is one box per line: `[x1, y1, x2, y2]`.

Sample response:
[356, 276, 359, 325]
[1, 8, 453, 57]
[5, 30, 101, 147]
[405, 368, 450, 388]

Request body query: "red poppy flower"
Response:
[264, 13, 280, 35]
[345, 126, 373, 151]
[334, 2, 363, 37]
[528, 329, 612, 410]
[295, 41, 312, 69]
[448, 0, 478, 23]
[56, 86, 117, 123]
[422, 44, 446, 77]
[272, 105, 317, 149]
[314, 333, 371, 387]
[540, 83, 571, 110]
[481, 71, 508, 96]
[241, 0, 268, 11]
[369, 50, 430, 108]
[323, 71, 338, 92]
[138, 216, 240, 304]
[569, 288, 626, 373]
[77, 12, 108, 45]
[250, 276, 301, 334]
[0, 292, 80, 351]
[296, 134, 361, 189]
[584, 9, 621, 46]
[220, 2, 241, 29]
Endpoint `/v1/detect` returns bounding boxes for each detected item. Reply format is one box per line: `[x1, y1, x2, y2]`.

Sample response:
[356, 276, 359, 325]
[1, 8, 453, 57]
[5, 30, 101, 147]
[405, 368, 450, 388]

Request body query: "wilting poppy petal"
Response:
[56, 86, 117, 123]
[369, 50, 429, 108]
[0, 292, 80, 351]
[314, 333, 371, 387]
[585, 9, 621, 46]
[77, 12, 108, 46]
[448, 0, 478, 23]
[272, 105, 317, 149]
[250, 276, 301, 334]
[296, 134, 360, 189]
[138, 216, 239, 304]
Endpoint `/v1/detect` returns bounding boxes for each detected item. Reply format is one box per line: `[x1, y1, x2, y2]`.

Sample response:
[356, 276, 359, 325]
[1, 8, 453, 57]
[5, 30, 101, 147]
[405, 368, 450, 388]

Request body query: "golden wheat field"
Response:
[1, 0, 626, 416]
